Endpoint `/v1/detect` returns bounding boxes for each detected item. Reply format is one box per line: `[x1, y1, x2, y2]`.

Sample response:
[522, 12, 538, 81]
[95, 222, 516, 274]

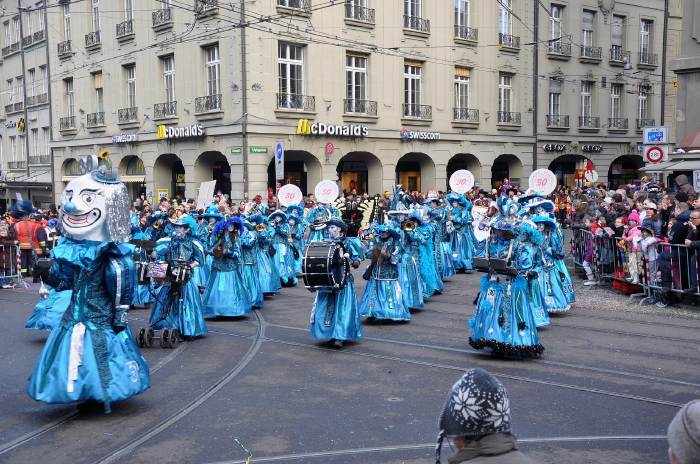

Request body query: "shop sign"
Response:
[582, 144, 603, 153]
[401, 129, 441, 141]
[643, 127, 668, 144]
[156, 124, 205, 140]
[4, 120, 17, 129]
[249, 146, 268, 154]
[231, 147, 242, 155]
[296, 119, 368, 137]
[543, 143, 567, 152]
[17, 117, 25, 133]
[693, 171, 700, 191]
[112, 133, 137, 144]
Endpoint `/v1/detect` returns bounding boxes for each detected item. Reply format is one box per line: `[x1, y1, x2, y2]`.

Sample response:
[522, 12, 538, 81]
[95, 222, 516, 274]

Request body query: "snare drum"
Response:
[147, 261, 169, 281]
[136, 261, 150, 285]
[302, 241, 349, 291]
[167, 260, 192, 284]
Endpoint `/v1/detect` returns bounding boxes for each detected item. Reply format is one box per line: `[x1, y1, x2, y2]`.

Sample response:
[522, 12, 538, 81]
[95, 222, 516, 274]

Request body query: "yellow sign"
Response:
[296, 119, 312, 135]
[157, 125, 167, 140]
[17, 117, 25, 133]
[672, 81, 679, 89]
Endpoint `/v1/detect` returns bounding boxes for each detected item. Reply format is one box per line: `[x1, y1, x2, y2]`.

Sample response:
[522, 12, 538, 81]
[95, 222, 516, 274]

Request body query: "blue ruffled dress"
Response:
[149, 236, 208, 337]
[271, 223, 298, 286]
[27, 238, 150, 413]
[203, 234, 251, 317]
[418, 223, 444, 298]
[431, 210, 456, 280]
[539, 229, 574, 312]
[130, 229, 155, 307]
[359, 237, 410, 321]
[240, 230, 264, 308]
[289, 221, 306, 275]
[310, 238, 363, 341]
[26, 288, 72, 331]
[525, 243, 551, 328]
[449, 204, 475, 271]
[255, 227, 282, 295]
[398, 229, 425, 309]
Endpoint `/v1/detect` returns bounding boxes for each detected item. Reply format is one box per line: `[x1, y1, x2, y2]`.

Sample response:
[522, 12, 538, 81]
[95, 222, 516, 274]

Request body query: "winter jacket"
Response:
[446, 433, 539, 464]
[622, 226, 642, 252]
[675, 174, 696, 194]
[641, 216, 663, 237]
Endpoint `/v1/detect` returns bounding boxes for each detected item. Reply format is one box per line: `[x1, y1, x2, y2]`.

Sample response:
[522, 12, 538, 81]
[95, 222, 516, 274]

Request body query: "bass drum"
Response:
[302, 241, 349, 291]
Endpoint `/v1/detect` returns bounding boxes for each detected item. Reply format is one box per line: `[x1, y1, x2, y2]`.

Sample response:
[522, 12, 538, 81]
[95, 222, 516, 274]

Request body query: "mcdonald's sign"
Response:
[296, 119, 368, 137]
[156, 124, 205, 140]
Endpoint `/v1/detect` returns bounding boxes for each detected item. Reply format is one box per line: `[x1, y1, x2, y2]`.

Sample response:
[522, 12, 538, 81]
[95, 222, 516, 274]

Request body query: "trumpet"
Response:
[401, 220, 416, 232]
[255, 223, 267, 232]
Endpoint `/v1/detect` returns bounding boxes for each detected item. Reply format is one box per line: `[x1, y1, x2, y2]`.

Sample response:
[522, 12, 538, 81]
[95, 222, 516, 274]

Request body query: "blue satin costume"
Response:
[449, 200, 475, 271]
[26, 288, 72, 331]
[523, 239, 551, 328]
[27, 238, 150, 413]
[240, 228, 264, 308]
[288, 218, 306, 275]
[430, 208, 456, 279]
[130, 228, 156, 307]
[398, 227, 425, 309]
[538, 225, 574, 312]
[271, 219, 298, 286]
[255, 224, 282, 295]
[418, 222, 444, 298]
[203, 233, 251, 317]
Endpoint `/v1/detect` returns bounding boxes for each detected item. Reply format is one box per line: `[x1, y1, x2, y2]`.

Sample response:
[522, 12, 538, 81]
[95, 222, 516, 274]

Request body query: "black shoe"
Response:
[332, 339, 344, 349]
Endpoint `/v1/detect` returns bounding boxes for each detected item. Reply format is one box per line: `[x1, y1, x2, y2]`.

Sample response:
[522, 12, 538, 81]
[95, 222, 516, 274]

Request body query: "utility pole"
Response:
[17, 0, 31, 186]
[531, 0, 539, 170]
[43, 0, 55, 202]
[240, 0, 249, 201]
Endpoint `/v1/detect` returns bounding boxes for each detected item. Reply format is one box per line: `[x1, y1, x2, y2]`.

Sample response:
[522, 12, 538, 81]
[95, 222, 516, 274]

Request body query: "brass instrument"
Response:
[212, 237, 225, 258]
[401, 220, 416, 232]
[255, 223, 267, 232]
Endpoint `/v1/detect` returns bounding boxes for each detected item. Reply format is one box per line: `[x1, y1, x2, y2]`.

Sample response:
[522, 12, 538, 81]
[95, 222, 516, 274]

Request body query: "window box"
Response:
[85, 30, 101, 51]
[547, 41, 571, 60]
[579, 116, 600, 131]
[546, 114, 569, 130]
[609, 47, 630, 67]
[116, 19, 134, 41]
[118, 107, 138, 124]
[58, 40, 72, 59]
[403, 15, 430, 37]
[498, 33, 520, 51]
[195, 0, 218, 18]
[579, 45, 602, 63]
[87, 112, 105, 128]
[454, 25, 478, 44]
[638, 52, 658, 69]
[345, 3, 374, 27]
[152, 8, 174, 31]
[608, 117, 628, 132]
[154, 101, 177, 120]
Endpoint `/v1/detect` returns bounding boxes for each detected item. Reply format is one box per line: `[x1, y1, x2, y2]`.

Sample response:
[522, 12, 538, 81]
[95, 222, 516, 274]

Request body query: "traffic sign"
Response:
[643, 127, 668, 144]
[645, 145, 665, 164]
[325, 142, 335, 156]
[274, 142, 284, 181]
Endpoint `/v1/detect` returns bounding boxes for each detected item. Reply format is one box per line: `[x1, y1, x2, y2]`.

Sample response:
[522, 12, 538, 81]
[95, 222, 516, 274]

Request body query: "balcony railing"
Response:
[22, 35, 33, 47]
[404, 15, 430, 33]
[36, 93, 48, 105]
[345, 3, 374, 23]
[344, 99, 377, 116]
[85, 30, 101, 48]
[195, 0, 218, 16]
[8, 161, 27, 170]
[579, 116, 600, 129]
[195, 94, 222, 113]
[637, 118, 655, 130]
[610, 46, 630, 64]
[12, 102, 23, 113]
[87, 112, 105, 127]
[277, 93, 315, 111]
[25, 95, 36, 107]
[547, 40, 571, 56]
[453, 107, 479, 123]
[608, 117, 628, 130]
[546, 114, 569, 128]
[278, 0, 311, 12]
[29, 155, 51, 165]
[4, 104, 13, 114]
[454, 25, 478, 42]
[60, 116, 75, 131]
[33, 30, 45, 42]
[118, 106, 138, 123]
[116, 19, 134, 38]
[497, 111, 521, 124]
[580, 45, 602, 60]
[154, 101, 177, 119]
[58, 40, 72, 57]
[403, 103, 432, 119]
[152, 8, 174, 29]
[639, 51, 658, 66]
[1, 42, 19, 57]
[499, 33, 520, 49]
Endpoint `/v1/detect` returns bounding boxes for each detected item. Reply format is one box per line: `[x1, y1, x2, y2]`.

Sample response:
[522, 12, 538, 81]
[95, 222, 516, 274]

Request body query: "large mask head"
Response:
[327, 224, 341, 239]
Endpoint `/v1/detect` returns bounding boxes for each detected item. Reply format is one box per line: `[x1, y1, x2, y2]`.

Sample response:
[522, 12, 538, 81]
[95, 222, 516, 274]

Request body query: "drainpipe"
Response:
[43, 0, 55, 203]
[660, 0, 668, 126]
[532, 0, 539, 170]
[240, 0, 249, 201]
[18, 0, 31, 192]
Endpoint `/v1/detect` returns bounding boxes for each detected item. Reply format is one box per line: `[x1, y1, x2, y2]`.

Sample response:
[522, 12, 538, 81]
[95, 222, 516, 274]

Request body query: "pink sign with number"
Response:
[278, 184, 303, 207]
[314, 180, 339, 204]
[449, 170, 475, 194]
[528, 169, 557, 195]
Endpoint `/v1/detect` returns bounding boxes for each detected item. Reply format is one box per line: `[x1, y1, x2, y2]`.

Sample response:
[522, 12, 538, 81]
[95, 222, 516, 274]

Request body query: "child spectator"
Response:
[622, 210, 642, 285]
[639, 225, 660, 305]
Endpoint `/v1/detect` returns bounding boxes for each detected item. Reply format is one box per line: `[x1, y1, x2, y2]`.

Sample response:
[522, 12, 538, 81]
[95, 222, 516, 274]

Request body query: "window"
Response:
[405, 0, 422, 19]
[346, 54, 367, 111]
[35, 2, 45, 32]
[549, 78, 561, 116]
[454, 68, 470, 109]
[39, 66, 47, 95]
[62, 3, 71, 40]
[18, 135, 25, 161]
[9, 136, 16, 161]
[125, 64, 136, 108]
[42, 127, 49, 156]
[163, 55, 175, 103]
[12, 16, 19, 43]
[611, 15, 625, 60]
[125, 0, 134, 22]
[550, 4, 562, 50]
[278, 42, 304, 105]
[582, 10, 594, 48]
[160, 0, 173, 8]
[404, 63, 422, 116]
[581, 81, 593, 118]
[22, 10, 32, 37]
[455, 0, 469, 29]
[610, 83, 622, 119]
[64, 78, 74, 117]
[346, 0, 368, 19]
[499, 73, 512, 114]
[499, 0, 512, 35]
[93, 72, 103, 113]
[6, 79, 14, 105]
[638, 86, 649, 120]
[2, 21, 9, 47]
[15, 76, 23, 102]
[205, 44, 220, 96]
[28, 69, 35, 98]
[640, 19, 652, 59]
[91, 0, 100, 32]
[30, 128, 38, 156]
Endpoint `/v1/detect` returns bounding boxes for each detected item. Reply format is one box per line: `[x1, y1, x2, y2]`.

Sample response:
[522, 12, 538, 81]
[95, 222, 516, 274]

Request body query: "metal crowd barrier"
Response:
[0, 244, 24, 288]
[570, 228, 700, 300]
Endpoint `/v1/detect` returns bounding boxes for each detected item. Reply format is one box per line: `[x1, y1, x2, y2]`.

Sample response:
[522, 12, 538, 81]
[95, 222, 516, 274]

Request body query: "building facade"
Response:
[45, 0, 669, 204]
[0, 0, 53, 209]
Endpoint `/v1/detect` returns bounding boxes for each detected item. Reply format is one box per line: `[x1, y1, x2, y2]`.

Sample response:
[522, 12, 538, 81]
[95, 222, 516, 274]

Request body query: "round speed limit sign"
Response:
[646, 146, 664, 164]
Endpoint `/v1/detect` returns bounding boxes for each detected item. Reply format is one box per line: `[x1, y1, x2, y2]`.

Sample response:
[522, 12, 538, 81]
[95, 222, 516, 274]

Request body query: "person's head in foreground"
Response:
[668, 400, 700, 464]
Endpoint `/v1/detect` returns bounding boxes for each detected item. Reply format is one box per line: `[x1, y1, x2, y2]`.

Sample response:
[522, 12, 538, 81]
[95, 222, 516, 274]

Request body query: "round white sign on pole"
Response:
[277, 184, 303, 207]
[314, 180, 340, 204]
[584, 170, 599, 183]
[646, 145, 664, 164]
[528, 169, 558, 196]
[449, 169, 475, 194]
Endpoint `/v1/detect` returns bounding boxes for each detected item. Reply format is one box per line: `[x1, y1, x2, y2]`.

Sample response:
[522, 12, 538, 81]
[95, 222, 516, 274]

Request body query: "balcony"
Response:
[1, 42, 19, 57]
[85, 30, 101, 50]
[87, 112, 105, 128]
[497, 111, 521, 126]
[345, 3, 374, 25]
[29, 155, 51, 166]
[195, 94, 222, 114]
[637, 118, 655, 131]
[277, 0, 311, 16]
[154, 101, 177, 119]
[26, 95, 36, 107]
[608, 117, 628, 131]
[580, 45, 602, 63]
[344, 99, 377, 116]
[8, 161, 27, 170]
[638, 51, 658, 68]
[498, 33, 520, 51]
[546, 114, 569, 130]
[118, 106, 138, 123]
[4, 104, 13, 114]
[403, 15, 430, 36]
[454, 25, 478, 43]
[116, 19, 134, 41]
[33, 30, 45, 43]
[152, 8, 174, 30]
[22, 35, 33, 47]
[609, 46, 630, 66]
[36, 93, 48, 105]
[547, 40, 571, 59]
[6, 102, 23, 114]
[453, 107, 479, 124]
[59, 116, 76, 131]
[579, 116, 601, 130]
[403, 103, 432, 120]
[195, 0, 218, 18]
[57, 40, 72, 58]
[277, 93, 315, 112]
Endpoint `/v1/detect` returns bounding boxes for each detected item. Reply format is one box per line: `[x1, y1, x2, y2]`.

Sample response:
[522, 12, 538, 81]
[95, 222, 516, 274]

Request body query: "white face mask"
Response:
[61, 174, 108, 242]
[327, 225, 341, 238]
[174, 225, 187, 238]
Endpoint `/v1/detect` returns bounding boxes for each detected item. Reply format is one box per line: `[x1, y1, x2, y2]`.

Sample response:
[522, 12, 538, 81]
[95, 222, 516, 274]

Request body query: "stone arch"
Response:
[194, 151, 231, 197]
[267, 150, 322, 196]
[61, 158, 81, 179]
[608, 155, 644, 189]
[548, 154, 590, 187]
[154, 153, 185, 200]
[336, 151, 383, 195]
[447, 153, 481, 190]
[491, 154, 523, 189]
[396, 152, 436, 192]
[117, 155, 147, 200]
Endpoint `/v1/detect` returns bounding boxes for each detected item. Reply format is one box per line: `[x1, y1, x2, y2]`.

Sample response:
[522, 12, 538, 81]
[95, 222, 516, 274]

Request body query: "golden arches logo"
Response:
[296, 119, 311, 135]
[157, 125, 167, 139]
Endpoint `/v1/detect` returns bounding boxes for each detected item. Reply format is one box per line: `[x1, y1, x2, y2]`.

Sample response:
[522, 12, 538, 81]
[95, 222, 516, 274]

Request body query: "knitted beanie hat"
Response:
[668, 400, 700, 464]
[435, 369, 511, 463]
[627, 209, 640, 224]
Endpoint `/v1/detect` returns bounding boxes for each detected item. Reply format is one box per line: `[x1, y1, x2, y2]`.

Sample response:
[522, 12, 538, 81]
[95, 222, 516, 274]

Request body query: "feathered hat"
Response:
[446, 193, 468, 207]
[212, 216, 245, 236]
